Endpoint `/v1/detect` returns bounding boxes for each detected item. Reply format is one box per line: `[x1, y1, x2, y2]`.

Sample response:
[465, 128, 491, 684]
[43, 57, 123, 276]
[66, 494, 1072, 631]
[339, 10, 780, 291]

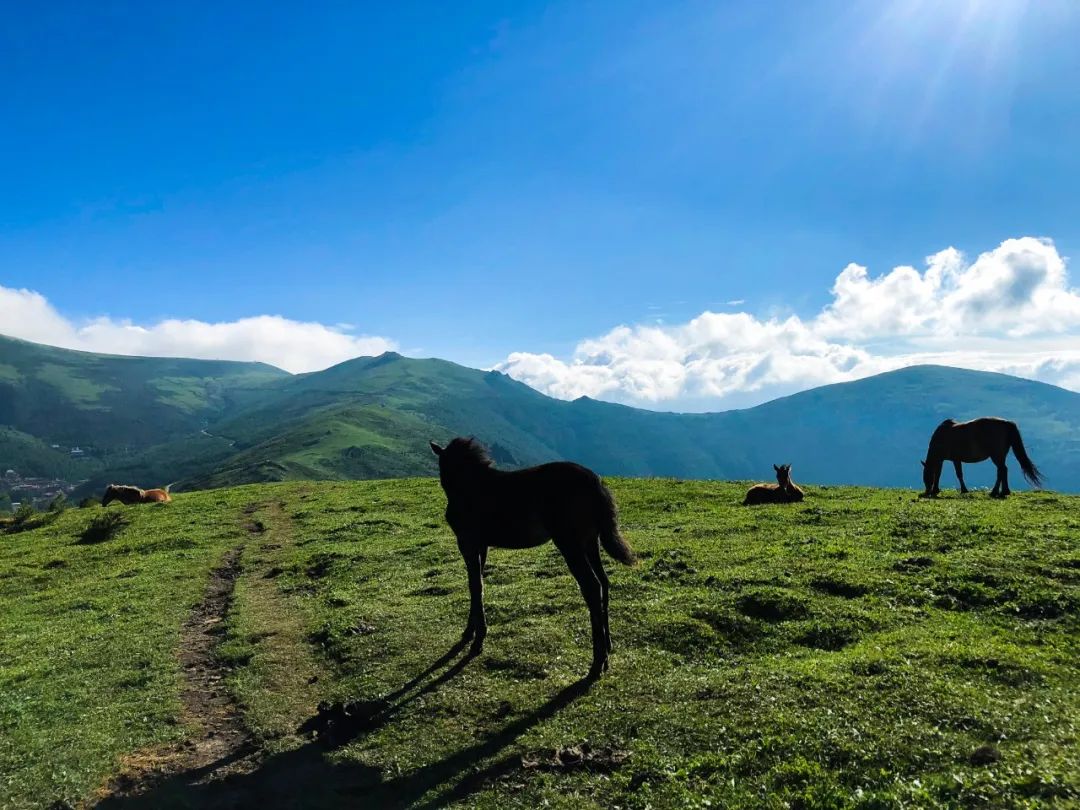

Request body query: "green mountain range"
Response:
[2, 333, 1080, 495]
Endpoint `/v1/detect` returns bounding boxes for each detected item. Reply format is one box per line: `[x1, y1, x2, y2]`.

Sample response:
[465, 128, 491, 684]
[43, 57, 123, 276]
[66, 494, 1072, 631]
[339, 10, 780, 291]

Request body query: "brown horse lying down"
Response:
[101, 484, 171, 505]
[743, 464, 804, 505]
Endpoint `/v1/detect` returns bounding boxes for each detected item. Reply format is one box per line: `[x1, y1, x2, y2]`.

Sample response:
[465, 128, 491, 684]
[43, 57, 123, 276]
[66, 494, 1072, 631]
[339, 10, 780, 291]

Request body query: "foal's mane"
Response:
[444, 437, 495, 468]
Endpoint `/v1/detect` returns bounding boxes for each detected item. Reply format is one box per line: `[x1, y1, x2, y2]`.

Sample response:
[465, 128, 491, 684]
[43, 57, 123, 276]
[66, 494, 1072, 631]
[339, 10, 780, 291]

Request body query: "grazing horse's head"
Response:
[101, 485, 119, 506]
[430, 437, 494, 490]
[920, 459, 939, 496]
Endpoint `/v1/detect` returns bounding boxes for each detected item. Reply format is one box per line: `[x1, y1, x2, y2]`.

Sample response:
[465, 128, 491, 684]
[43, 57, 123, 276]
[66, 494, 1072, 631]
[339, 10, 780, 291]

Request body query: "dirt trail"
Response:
[94, 499, 326, 806]
[95, 545, 255, 802]
[176, 546, 251, 772]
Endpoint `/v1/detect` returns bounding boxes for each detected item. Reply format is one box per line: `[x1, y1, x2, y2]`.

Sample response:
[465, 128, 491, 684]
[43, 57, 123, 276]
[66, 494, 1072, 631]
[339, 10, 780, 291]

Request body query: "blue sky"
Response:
[3, 1, 1080, 409]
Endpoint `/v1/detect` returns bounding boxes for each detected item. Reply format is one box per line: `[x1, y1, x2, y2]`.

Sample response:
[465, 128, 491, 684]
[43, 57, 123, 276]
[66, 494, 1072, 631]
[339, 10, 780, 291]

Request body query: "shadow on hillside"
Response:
[97, 640, 594, 809]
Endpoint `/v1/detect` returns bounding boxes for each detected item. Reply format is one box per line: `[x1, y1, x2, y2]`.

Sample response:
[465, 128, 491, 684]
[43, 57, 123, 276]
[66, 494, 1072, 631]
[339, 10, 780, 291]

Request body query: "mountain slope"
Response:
[4, 336, 1080, 495]
[717, 365, 1080, 489]
[0, 334, 287, 468]
[176, 355, 1080, 492]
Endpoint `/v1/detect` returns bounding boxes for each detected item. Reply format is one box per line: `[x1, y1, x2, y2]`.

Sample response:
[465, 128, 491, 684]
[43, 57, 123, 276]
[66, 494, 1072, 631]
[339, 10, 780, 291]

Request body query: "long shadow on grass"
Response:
[98, 641, 593, 809]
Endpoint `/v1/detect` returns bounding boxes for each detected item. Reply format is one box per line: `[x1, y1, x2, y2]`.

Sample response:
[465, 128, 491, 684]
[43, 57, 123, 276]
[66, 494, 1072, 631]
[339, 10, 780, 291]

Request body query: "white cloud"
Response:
[0, 286, 395, 373]
[498, 237, 1080, 410]
[6, 236, 1080, 406]
[0, 286, 80, 347]
[814, 238, 1079, 340]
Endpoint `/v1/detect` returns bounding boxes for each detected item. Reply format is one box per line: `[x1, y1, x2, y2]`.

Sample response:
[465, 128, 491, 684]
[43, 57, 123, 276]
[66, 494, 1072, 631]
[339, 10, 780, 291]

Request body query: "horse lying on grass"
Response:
[430, 437, 636, 679]
[101, 484, 172, 505]
[743, 464, 804, 505]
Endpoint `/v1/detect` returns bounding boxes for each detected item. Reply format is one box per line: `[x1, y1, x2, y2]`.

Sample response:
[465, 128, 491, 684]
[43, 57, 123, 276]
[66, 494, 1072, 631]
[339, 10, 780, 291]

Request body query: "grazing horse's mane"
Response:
[928, 419, 958, 454]
[443, 437, 495, 468]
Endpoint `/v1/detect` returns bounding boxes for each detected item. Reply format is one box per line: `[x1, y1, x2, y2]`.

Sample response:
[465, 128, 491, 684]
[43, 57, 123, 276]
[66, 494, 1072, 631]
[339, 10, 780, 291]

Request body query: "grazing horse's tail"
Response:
[596, 480, 637, 566]
[1008, 422, 1044, 488]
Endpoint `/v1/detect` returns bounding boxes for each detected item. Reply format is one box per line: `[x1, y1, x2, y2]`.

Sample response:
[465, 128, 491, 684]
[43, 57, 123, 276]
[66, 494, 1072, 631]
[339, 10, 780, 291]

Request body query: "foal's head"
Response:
[773, 464, 792, 489]
[430, 437, 494, 489]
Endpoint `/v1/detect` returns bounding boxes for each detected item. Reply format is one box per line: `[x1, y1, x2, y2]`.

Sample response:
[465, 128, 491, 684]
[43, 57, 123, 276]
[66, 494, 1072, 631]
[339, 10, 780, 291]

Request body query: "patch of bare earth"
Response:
[95, 545, 255, 802]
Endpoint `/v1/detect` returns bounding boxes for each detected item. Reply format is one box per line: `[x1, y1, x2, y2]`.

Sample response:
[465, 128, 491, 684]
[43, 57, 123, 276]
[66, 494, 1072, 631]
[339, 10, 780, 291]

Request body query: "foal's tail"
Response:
[1008, 422, 1044, 488]
[597, 480, 637, 566]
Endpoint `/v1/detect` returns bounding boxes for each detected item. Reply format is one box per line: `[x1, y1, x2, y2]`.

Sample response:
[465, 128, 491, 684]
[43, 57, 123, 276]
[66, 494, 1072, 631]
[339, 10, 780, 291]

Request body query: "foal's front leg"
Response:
[461, 546, 488, 654]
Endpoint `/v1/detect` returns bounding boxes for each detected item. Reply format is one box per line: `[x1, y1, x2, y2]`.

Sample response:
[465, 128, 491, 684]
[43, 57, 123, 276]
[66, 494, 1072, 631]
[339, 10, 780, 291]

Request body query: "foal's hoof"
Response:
[587, 659, 609, 680]
[468, 640, 485, 658]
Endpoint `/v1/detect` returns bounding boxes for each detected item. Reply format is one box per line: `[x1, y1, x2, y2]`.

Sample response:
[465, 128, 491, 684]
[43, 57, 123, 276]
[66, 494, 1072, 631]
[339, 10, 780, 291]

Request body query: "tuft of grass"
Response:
[735, 586, 809, 621]
[77, 511, 128, 544]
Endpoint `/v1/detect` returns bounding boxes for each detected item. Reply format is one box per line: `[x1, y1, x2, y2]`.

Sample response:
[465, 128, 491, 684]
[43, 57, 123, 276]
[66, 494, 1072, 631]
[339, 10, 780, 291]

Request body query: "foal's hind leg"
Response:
[557, 541, 608, 678]
[953, 460, 968, 494]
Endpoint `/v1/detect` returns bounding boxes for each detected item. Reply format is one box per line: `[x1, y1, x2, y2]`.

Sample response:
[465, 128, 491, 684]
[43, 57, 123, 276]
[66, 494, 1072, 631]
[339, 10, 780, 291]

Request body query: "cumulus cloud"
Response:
[498, 237, 1080, 410]
[0, 285, 395, 373]
[815, 238, 1080, 340]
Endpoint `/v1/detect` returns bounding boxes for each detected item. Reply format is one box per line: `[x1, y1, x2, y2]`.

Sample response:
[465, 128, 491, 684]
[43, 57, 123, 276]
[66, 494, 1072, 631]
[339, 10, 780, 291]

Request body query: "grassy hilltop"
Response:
[6, 334, 1080, 496]
[1, 479, 1077, 809]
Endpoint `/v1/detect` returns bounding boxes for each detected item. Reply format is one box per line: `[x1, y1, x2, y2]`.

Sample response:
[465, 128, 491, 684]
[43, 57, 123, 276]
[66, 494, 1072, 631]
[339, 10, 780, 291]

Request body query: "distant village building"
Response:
[4, 469, 15, 480]
[70, 447, 84, 456]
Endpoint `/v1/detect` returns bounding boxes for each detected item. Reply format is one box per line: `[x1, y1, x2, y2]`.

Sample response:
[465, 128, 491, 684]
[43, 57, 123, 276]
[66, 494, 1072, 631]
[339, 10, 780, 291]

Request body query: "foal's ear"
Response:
[429, 441, 444, 457]
[920, 460, 926, 467]
[773, 464, 780, 472]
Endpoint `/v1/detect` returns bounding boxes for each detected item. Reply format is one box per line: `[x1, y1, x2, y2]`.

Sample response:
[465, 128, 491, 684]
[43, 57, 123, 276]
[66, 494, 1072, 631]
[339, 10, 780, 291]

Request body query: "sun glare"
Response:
[824, 0, 1056, 145]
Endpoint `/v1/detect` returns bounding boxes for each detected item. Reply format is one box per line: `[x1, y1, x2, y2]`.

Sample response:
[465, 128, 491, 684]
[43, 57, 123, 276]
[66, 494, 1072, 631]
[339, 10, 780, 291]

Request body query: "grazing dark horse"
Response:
[101, 484, 172, 505]
[743, 464, 804, 505]
[430, 437, 636, 679]
[921, 417, 1043, 499]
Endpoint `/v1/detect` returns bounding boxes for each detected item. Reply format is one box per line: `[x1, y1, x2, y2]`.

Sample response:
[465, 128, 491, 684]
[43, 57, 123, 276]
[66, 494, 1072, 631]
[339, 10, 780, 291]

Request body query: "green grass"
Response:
[0, 334, 286, 483]
[147, 377, 215, 413]
[34, 363, 119, 409]
[0, 362, 22, 384]
[1, 480, 1077, 809]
